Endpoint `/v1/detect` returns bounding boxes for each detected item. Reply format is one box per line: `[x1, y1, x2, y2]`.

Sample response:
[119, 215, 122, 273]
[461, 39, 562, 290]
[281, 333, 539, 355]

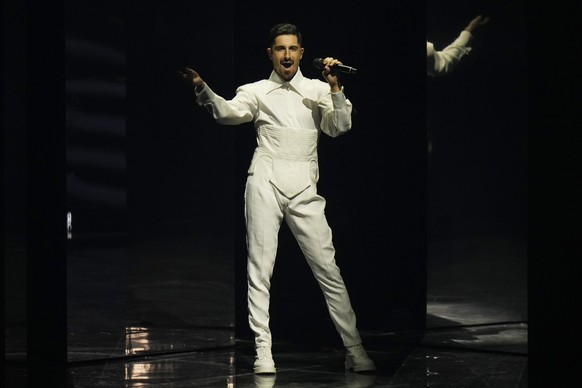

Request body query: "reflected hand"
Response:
[464, 15, 490, 34]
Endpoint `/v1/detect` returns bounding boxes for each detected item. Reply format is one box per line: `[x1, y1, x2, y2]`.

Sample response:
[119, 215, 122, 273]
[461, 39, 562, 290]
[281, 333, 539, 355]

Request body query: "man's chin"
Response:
[280, 69, 296, 80]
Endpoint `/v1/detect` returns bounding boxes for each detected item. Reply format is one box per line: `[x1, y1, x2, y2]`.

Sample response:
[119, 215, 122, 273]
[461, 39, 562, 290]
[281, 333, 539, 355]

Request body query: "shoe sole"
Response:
[254, 367, 277, 374]
[351, 366, 376, 372]
[345, 361, 376, 372]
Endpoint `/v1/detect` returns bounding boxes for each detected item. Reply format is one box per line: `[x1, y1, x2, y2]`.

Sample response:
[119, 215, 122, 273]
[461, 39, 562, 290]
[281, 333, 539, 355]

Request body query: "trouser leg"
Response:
[244, 162, 283, 349]
[285, 189, 362, 347]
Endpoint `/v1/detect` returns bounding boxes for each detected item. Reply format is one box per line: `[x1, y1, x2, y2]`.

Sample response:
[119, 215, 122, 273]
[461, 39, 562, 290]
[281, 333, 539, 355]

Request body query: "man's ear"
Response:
[300, 47, 304, 59]
[267, 48, 273, 60]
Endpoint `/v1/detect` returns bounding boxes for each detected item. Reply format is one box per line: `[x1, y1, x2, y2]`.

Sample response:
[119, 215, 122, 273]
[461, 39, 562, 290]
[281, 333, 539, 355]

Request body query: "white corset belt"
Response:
[248, 125, 319, 199]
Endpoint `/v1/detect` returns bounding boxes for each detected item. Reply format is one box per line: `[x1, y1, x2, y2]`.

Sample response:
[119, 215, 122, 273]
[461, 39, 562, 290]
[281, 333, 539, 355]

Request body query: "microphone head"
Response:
[312, 58, 325, 69]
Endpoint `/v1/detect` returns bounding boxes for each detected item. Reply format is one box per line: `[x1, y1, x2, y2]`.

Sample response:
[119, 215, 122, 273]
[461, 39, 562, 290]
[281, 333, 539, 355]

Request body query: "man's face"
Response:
[267, 34, 304, 81]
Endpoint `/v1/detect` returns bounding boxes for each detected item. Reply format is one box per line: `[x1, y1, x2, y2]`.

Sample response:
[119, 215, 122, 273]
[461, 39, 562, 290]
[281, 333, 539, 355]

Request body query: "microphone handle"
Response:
[332, 64, 357, 74]
[313, 58, 357, 74]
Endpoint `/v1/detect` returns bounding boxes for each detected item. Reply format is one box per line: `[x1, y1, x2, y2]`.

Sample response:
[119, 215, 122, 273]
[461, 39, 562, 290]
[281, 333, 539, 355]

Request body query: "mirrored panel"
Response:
[426, 1, 527, 355]
[65, 1, 235, 362]
[66, 0, 129, 361]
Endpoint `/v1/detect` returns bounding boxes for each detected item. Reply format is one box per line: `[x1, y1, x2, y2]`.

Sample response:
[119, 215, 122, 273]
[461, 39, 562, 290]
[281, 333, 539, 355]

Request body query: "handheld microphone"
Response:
[313, 58, 358, 74]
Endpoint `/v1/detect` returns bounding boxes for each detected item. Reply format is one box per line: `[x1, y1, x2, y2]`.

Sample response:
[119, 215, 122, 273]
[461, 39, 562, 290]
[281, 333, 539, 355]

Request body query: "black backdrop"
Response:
[427, 1, 527, 243]
[8, 1, 582, 386]
[4, 0, 536, 368]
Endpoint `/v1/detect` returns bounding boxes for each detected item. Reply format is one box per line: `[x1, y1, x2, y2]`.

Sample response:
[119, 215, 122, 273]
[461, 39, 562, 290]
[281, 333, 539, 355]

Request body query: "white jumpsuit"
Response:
[196, 69, 363, 349]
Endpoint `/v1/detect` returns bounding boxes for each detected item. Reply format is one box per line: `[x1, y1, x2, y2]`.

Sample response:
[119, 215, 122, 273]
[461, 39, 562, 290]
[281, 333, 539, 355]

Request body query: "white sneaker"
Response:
[254, 346, 276, 374]
[254, 374, 276, 387]
[345, 344, 376, 372]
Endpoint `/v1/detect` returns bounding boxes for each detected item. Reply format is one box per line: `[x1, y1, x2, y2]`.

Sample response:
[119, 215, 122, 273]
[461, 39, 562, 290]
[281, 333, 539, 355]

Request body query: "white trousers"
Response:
[244, 155, 362, 349]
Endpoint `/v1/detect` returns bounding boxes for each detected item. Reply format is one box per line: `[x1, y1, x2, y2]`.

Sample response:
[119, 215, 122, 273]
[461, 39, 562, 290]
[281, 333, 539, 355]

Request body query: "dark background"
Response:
[427, 1, 527, 244]
[4, 0, 551, 372]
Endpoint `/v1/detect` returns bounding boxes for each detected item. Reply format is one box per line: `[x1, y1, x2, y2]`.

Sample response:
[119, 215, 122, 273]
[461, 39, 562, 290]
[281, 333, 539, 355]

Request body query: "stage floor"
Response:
[5, 233, 528, 387]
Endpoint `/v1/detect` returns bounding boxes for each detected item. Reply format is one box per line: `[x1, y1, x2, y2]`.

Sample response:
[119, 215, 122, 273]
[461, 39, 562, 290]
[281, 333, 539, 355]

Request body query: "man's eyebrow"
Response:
[274, 44, 300, 49]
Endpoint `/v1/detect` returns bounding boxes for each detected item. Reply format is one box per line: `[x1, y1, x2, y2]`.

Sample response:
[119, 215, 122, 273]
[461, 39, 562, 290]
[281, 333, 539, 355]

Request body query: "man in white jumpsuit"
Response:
[178, 23, 375, 374]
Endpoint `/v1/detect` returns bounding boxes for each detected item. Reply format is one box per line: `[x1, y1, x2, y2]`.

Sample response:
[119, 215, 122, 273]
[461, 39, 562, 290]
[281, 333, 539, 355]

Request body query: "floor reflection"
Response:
[58, 331, 526, 387]
[4, 233, 528, 387]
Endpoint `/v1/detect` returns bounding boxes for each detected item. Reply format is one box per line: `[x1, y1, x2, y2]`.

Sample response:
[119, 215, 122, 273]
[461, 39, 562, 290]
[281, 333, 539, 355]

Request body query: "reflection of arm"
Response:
[427, 30, 473, 77]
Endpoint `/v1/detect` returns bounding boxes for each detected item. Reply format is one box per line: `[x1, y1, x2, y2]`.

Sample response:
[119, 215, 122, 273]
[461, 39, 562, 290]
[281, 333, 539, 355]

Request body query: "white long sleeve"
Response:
[427, 30, 474, 77]
[195, 69, 352, 137]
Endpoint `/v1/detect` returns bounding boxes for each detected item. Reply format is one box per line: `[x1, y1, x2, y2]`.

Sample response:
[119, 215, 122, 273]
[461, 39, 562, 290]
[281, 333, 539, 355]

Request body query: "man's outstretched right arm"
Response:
[177, 67, 254, 125]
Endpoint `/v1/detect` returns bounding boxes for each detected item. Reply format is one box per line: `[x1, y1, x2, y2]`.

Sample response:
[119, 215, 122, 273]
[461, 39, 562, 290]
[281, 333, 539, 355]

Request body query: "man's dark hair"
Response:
[269, 23, 302, 47]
